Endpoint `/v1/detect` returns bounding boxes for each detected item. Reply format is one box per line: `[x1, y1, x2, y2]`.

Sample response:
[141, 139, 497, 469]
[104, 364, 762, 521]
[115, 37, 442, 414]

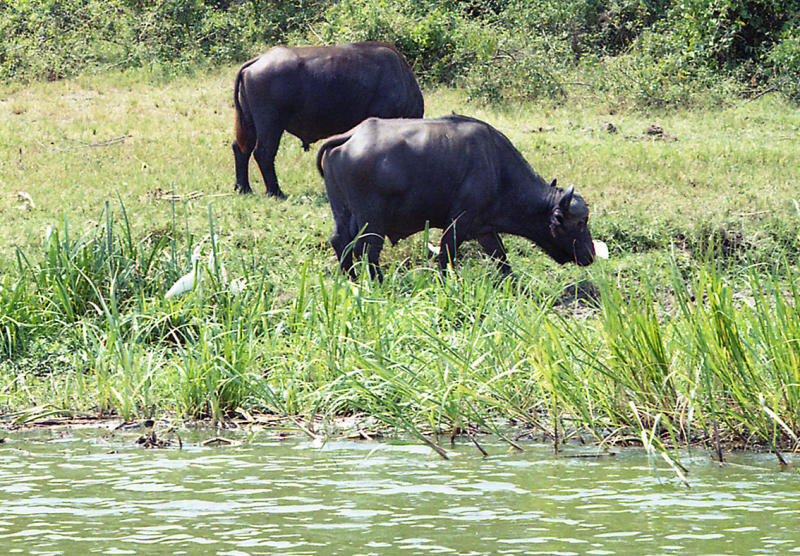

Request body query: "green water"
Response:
[0, 428, 798, 555]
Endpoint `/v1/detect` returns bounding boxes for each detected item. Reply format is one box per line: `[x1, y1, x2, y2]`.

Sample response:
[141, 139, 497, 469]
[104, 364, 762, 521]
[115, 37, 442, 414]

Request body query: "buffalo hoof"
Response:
[266, 189, 287, 200]
[234, 183, 253, 194]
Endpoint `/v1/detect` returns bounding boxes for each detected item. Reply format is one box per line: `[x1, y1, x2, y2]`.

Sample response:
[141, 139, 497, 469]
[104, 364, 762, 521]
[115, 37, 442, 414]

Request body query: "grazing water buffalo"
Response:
[316, 115, 595, 280]
[233, 42, 424, 198]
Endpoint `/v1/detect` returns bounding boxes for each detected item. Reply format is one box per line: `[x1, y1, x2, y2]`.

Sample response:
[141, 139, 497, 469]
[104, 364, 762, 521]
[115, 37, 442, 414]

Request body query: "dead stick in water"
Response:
[713, 418, 724, 463]
[467, 424, 488, 457]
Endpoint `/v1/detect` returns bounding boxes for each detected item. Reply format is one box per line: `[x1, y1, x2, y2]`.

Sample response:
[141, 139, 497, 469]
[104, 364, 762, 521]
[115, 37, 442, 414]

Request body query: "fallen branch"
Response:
[749, 86, 778, 102]
[86, 134, 132, 147]
[157, 190, 205, 202]
[201, 436, 241, 447]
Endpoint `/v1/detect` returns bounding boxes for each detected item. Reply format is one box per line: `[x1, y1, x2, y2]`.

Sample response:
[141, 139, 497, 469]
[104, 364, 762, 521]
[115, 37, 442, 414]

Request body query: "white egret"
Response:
[165, 251, 203, 299]
[166, 244, 244, 299]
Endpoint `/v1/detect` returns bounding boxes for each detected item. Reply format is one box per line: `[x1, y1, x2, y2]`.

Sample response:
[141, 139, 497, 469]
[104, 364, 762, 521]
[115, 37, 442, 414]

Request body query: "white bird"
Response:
[593, 240, 610, 260]
[166, 236, 245, 299]
[165, 251, 203, 299]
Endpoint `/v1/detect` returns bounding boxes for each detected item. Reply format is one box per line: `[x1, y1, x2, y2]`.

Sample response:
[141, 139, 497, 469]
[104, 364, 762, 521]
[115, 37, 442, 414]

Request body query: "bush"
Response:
[767, 26, 800, 101]
[125, 0, 254, 67]
[318, 0, 497, 85]
[666, 0, 799, 69]
[498, 0, 670, 57]
[461, 38, 568, 102]
[0, 0, 124, 81]
[1, 0, 799, 106]
[593, 28, 735, 108]
[0, 0, 329, 81]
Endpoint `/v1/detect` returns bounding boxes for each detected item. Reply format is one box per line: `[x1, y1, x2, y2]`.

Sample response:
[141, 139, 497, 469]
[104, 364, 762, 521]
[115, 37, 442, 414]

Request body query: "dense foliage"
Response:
[1, 0, 798, 105]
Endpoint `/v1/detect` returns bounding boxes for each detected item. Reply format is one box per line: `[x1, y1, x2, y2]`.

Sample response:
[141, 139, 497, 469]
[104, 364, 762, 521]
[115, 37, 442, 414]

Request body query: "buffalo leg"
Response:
[438, 219, 467, 272]
[233, 138, 256, 194]
[477, 232, 512, 275]
[251, 124, 286, 198]
[326, 181, 359, 279]
[353, 226, 385, 281]
[331, 217, 358, 280]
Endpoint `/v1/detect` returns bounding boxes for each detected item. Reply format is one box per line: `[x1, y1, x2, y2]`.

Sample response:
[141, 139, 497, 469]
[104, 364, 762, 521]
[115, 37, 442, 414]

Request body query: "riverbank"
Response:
[1, 71, 799, 470]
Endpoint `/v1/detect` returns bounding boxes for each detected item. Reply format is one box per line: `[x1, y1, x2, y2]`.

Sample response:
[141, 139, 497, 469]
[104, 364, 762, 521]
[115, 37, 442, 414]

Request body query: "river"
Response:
[0, 427, 798, 555]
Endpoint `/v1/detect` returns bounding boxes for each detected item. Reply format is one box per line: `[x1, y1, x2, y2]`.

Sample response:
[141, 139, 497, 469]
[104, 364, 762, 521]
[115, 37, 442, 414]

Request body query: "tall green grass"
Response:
[1, 202, 799, 468]
[1, 77, 799, 473]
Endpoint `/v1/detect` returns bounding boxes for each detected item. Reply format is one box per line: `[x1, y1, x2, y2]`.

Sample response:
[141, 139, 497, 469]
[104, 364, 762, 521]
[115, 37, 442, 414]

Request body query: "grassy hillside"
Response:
[1, 70, 799, 466]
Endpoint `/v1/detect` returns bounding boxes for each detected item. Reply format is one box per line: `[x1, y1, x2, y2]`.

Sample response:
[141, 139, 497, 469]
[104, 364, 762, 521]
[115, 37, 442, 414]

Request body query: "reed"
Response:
[0, 274, 32, 358]
[2, 77, 799, 472]
[2, 204, 800, 463]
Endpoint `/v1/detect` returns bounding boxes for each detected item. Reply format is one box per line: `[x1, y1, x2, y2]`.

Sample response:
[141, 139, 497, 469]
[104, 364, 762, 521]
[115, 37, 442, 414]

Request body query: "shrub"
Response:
[461, 37, 568, 102]
[2, 0, 799, 106]
[0, 0, 330, 81]
[767, 26, 800, 101]
[0, 0, 124, 81]
[498, 0, 669, 57]
[595, 28, 734, 108]
[318, 0, 497, 85]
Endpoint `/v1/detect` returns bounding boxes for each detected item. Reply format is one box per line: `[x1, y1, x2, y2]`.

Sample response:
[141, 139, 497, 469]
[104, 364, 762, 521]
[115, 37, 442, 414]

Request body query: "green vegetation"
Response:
[1, 0, 799, 106]
[1, 73, 798, 470]
[1, 1, 799, 469]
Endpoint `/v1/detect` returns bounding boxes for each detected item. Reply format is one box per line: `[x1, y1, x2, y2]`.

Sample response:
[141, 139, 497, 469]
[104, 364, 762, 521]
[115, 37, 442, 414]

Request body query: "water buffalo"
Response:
[316, 115, 595, 280]
[233, 42, 424, 198]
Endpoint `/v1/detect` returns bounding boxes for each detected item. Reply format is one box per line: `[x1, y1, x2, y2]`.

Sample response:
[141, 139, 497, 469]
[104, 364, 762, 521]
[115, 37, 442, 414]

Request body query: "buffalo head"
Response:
[540, 182, 595, 266]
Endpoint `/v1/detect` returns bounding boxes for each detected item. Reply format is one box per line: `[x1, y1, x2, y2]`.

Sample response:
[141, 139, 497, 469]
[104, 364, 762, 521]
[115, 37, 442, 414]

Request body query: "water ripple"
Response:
[0, 433, 797, 555]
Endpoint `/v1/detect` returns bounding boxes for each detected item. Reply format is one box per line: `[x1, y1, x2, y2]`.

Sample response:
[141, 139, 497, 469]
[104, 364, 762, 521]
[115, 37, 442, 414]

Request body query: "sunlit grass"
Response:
[1, 71, 799, 469]
[1, 204, 799, 464]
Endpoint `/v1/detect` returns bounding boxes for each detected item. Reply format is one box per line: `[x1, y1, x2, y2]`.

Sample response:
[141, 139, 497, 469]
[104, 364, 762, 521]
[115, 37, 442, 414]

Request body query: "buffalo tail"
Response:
[233, 57, 259, 152]
[315, 131, 354, 178]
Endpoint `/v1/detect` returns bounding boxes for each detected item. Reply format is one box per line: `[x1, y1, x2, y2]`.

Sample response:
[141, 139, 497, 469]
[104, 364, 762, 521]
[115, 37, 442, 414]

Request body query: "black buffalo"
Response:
[233, 42, 424, 198]
[316, 115, 595, 280]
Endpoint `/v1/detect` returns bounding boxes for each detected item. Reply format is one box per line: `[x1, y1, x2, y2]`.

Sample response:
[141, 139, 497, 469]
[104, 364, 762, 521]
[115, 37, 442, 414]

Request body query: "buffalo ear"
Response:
[559, 185, 575, 214]
[550, 206, 565, 236]
[550, 178, 557, 188]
